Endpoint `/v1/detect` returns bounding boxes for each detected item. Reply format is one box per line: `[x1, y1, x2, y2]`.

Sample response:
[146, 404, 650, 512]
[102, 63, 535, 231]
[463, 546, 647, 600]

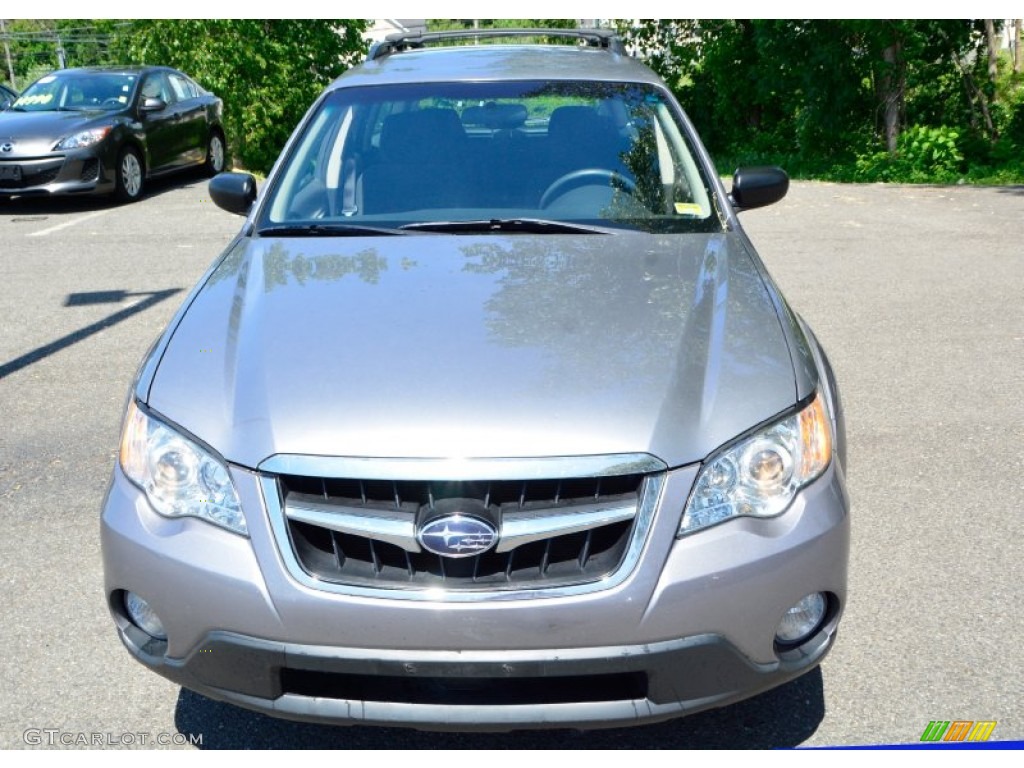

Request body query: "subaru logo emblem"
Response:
[418, 515, 497, 558]
[0, 143, 12, 153]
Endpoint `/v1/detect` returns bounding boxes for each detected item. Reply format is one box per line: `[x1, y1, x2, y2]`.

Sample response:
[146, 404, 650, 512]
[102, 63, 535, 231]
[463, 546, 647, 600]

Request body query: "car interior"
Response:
[270, 84, 712, 228]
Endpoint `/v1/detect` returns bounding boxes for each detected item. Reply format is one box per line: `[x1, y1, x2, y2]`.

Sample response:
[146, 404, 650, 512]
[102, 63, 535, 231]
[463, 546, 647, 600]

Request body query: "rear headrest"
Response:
[380, 108, 466, 162]
[461, 102, 528, 130]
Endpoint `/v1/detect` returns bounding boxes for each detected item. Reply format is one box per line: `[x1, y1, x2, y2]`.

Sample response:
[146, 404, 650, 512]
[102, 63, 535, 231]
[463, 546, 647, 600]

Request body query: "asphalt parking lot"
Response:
[0, 178, 1021, 749]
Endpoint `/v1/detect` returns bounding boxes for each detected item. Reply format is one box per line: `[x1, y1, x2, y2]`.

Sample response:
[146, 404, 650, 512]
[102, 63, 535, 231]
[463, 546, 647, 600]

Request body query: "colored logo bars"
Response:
[920, 721, 997, 743]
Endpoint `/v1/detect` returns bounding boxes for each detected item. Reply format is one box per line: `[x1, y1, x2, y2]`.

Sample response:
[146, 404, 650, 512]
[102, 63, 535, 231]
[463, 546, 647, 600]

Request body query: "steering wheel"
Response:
[540, 168, 637, 209]
[101, 97, 124, 109]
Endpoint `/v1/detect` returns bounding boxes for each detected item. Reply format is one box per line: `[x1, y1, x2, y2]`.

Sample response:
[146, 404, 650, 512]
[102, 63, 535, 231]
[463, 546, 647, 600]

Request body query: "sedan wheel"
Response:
[205, 132, 226, 176]
[115, 147, 144, 203]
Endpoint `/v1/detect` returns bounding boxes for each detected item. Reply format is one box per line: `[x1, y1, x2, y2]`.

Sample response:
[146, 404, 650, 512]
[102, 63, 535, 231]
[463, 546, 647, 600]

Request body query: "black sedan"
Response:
[0, 66, 226, 202]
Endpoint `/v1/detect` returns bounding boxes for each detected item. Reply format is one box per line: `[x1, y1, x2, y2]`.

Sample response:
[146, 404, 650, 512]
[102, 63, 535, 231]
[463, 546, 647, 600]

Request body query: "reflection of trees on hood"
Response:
[457, 234, 790, 400]
[458, 237, 697, 395]
[461, 237, 690, 355]
[205, 240, 248, 286]
[262, 243, 387, 291]
[206, 241, 388, 290]
[201, 233, 790, 407]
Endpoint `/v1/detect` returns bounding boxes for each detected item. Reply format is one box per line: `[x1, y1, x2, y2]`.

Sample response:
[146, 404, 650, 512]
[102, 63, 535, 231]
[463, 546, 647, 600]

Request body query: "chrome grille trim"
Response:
[495, 500, 637, 553]
[284, 494, 638, 556]
[261, 469, 666, 602]
[259, 452, 667, 481]
[286, 497, 419, 552]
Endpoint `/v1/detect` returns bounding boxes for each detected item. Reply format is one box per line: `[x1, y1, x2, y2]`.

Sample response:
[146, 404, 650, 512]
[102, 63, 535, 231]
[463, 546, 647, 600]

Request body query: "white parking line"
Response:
[26, 209, 111, 237]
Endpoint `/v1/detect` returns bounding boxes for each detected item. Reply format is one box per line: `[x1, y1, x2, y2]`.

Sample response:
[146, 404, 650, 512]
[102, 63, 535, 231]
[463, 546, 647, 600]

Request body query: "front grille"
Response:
[281, 668, 648, 705]
[0, 163, 61, 189]
[279, 473, 645, 591]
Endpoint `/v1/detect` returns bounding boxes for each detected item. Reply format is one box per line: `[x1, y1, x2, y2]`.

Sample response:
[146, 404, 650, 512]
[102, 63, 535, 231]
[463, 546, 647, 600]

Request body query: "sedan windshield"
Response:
[13, 72, 138, 112]
[261, 80, 721, 234]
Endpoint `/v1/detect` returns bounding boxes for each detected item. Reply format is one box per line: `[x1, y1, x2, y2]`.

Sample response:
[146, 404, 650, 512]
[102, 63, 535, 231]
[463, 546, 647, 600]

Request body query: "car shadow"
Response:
[0, 169, 213, 215]
[173, 667, 825, 749]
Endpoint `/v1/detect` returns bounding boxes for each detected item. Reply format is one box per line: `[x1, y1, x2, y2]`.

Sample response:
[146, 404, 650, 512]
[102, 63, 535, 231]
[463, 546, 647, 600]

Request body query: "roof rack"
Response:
[368, 28, 625, 61]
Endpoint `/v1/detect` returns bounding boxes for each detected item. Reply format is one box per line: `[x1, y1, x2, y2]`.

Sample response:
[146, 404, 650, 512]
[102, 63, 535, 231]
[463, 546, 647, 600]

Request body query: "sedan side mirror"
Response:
[729, 166, 789, 211]
[209, 172, 257, 215]
[140, 97, 167, 112]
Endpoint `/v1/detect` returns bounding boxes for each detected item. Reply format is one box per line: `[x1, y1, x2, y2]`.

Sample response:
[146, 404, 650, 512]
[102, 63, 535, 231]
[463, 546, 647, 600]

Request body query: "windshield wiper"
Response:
[400, 218, 615, 235]
[256, 223, 412, 237]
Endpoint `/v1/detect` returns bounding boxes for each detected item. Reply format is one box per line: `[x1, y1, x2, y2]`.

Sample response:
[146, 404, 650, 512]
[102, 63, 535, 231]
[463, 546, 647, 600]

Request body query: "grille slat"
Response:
[579, 530, 593, 569]
[369, 539, 380, 574]
[331, 531, 344, 570]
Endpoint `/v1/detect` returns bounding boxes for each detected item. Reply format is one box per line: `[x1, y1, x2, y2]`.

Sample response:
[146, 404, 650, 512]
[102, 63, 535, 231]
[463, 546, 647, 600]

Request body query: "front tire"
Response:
[114, 146, 144, 203]
[205, 131, 227, 177]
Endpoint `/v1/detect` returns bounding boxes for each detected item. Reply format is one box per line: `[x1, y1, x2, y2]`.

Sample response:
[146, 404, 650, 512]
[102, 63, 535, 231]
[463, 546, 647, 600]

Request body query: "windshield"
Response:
[13, 72, 138, 112]
[261, 80, 721, 234]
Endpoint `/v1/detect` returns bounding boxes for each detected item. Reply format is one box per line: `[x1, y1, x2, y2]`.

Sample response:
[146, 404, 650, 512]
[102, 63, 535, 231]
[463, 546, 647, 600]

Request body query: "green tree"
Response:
[110, 19, 368, 172]
[616, 19, 994, 179]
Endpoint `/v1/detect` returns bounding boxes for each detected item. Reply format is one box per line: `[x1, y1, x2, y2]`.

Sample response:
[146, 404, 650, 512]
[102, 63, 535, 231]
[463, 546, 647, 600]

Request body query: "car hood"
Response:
[147, 232, 798, 470]
[0, 110, 117, 154]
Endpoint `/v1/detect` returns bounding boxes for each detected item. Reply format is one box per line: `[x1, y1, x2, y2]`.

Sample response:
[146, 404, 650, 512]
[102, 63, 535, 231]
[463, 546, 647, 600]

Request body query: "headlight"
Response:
[119, 401, 247, 535]
[679, 393, 832, 536]
[54, 125, 113, 150]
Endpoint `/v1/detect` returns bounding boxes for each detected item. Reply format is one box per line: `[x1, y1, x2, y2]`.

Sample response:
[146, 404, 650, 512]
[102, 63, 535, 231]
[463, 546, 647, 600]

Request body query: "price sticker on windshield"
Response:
[14, 93, 54, 107]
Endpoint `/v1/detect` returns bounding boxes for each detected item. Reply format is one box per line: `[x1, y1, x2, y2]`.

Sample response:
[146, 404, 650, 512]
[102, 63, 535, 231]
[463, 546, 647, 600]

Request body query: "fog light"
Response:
[775, 592, 826, 645]
[124, 592, 167, 640]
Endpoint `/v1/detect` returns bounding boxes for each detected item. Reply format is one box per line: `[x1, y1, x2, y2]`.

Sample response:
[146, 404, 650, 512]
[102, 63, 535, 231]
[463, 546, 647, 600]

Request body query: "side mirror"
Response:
[729, 166, 789, 211]
[209, 172, 257, 215]
[140, 97, 167, 112]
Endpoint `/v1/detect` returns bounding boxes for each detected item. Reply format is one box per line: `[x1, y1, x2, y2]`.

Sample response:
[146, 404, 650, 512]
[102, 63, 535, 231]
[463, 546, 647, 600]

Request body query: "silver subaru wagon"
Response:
[102, 29, 849, 731]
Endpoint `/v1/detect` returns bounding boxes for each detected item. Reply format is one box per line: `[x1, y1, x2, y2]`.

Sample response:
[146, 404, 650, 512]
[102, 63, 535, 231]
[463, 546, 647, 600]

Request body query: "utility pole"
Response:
[56, 31, 66, 68]
[1015, 19, 1022, 74]
[0, 19, 16, 88]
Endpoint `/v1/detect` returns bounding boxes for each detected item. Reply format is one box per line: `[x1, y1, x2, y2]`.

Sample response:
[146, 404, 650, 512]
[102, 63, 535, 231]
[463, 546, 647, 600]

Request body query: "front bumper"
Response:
[102, 459, 849, 731]
[0, 147, 113, 197]
[113, 626, 837, 731]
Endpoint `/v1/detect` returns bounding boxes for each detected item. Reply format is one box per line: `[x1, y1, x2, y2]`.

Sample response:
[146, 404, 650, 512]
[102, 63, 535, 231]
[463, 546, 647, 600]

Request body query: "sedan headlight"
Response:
[119, 401, 247, 535]
[679, 393, 832, 536]
[54, 125, 113, 150]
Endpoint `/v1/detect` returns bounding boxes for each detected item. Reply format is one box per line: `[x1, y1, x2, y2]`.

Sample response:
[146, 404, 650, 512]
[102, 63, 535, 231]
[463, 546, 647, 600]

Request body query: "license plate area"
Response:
[0, 165, 23, 181]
